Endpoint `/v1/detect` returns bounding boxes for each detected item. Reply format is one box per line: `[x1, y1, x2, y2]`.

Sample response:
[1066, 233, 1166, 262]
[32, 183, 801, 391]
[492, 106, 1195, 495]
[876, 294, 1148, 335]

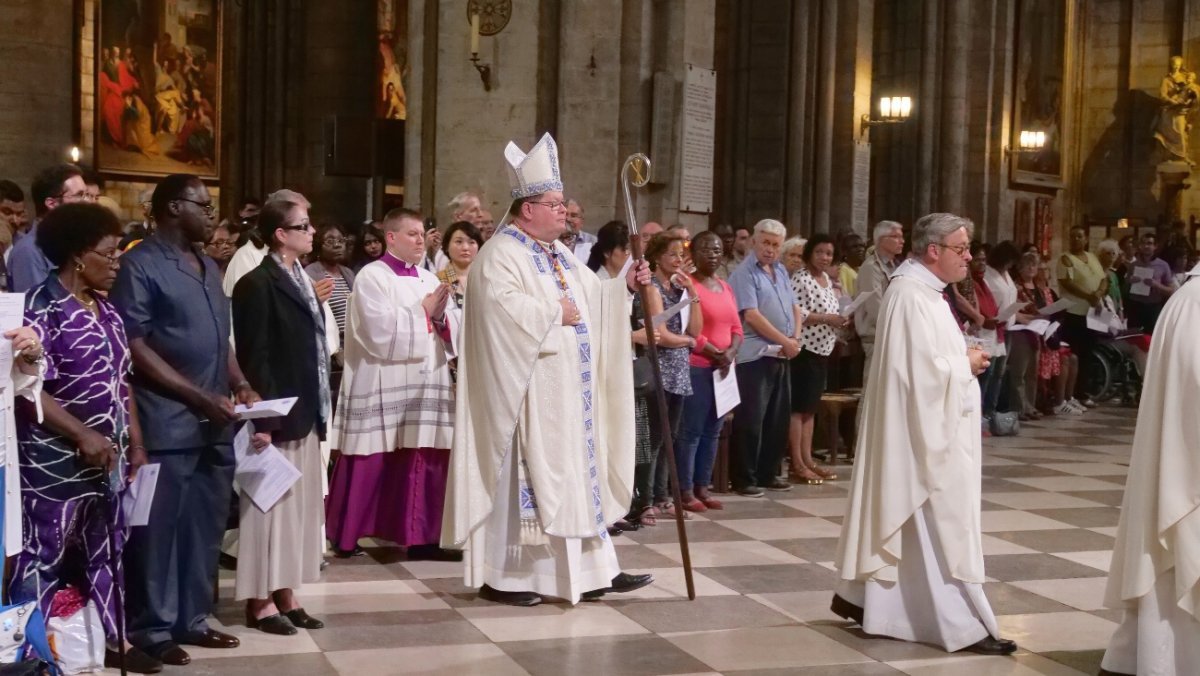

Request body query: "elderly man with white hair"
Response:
[448, 191, 483, 224]
[832, 213, 1017, 656]
[855, 220, 905, 375]
[727, 218, 802, 497]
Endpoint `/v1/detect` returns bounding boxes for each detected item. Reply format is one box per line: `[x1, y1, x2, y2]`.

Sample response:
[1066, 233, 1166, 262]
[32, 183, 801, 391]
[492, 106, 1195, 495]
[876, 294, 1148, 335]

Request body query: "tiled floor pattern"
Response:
[141, 406, 1138, 675]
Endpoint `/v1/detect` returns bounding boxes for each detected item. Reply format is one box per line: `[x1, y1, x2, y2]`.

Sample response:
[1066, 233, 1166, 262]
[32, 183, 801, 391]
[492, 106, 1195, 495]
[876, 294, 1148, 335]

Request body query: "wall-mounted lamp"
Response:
[68, 146, 81, 164]
[1004, 130, 1047, 158]
[467, 0, 511, 92]
[1116, 218, 1130, 229]
[861, 96, 913, 135]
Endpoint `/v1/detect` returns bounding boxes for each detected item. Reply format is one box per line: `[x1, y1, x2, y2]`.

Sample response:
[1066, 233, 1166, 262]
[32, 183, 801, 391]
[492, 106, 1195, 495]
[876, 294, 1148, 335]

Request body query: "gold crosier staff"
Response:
[621, 154, 696, 601]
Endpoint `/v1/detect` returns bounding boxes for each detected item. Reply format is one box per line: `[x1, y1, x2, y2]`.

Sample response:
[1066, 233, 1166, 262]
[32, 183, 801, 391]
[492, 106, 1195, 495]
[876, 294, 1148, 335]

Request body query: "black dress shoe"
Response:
[333, 545, 367, 558]
[145, 642, 190, 666]
[179, 628, 241, 649]
[1097, 669, 1134, 676]
[736, 485, 766, 497]
[765, 478, 792, 492]
[962, 635, 1017, 655]
[247, 612, 298, 635]
[106, 646, 163, 674]
[830, 594, 864, 625]
[284, 607, 325, 630]
[479, 584, 542, 607]
[219, 552, 238, 571]
[606, 572, 654, 593]
[406, 544, 464, 561]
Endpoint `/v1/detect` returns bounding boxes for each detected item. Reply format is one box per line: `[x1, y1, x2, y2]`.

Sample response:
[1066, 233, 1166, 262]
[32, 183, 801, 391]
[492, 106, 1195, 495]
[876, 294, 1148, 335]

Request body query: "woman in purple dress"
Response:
[10, 203, 157, 674]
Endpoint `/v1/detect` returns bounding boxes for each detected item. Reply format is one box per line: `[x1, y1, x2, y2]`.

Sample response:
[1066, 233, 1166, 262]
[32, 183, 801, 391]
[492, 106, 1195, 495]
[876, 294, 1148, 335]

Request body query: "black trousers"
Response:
[1059, 313, 1095, 399]
[731, 357, 791, 489]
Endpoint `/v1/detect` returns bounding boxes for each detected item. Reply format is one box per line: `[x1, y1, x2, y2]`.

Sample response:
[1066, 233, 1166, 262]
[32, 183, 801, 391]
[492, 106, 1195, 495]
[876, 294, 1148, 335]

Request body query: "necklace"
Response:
[74, 292, 96, 309]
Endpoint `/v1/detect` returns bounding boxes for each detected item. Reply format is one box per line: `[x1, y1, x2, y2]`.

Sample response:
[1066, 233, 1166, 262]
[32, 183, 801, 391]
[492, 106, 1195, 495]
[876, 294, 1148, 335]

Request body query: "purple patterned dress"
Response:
[10, 275, 133, 643]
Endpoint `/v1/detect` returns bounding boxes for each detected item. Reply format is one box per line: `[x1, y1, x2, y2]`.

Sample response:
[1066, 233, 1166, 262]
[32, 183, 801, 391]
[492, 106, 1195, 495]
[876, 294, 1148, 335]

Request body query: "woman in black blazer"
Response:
[231, 197, 329, 636]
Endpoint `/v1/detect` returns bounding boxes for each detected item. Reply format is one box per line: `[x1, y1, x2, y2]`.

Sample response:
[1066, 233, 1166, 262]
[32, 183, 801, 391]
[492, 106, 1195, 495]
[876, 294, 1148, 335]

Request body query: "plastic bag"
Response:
[46, 589, 103, 676]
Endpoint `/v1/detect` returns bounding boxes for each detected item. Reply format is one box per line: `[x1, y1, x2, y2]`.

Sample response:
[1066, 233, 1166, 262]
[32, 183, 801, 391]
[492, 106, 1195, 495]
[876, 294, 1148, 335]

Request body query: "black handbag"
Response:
[632, 355, 655, 394]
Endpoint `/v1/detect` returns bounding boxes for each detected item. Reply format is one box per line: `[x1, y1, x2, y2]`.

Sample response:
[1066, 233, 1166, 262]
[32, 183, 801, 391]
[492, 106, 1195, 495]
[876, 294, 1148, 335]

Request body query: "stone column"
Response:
[0, 0, 75, 196]
[938, 0, 970, 214]
[812, 0, 838, 233]
[916, 0, 941, 217]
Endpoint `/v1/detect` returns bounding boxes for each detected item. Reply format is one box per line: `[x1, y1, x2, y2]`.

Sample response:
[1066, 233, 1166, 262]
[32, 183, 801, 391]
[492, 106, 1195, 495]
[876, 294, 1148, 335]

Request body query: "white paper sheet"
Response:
[1010, 318, 1052, 335]
[1037, 297, 1073, 316]
[650, 291, 691, 328]
[756, 344, 784, 359]
[1087, 306, 1116, 333]
[840, 288, 880, 318]
[714, 364, 741, 418]
[0, 293, 25, 377]
[122, 463, 160, 527]
[234, 397, 298, 420]
[233, 423, 301, 512]
[1130, 266, 1154, 297]
[995, 299, 1027, 323]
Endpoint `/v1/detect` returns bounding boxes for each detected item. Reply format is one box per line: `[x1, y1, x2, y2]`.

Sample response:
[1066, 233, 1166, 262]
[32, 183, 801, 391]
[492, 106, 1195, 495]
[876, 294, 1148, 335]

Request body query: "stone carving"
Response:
[1155, 55, 1200, 166]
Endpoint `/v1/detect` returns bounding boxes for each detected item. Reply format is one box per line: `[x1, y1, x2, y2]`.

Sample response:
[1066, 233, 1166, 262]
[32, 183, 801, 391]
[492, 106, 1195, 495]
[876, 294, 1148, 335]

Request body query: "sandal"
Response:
[680, 497, 708, 513]
[636, 505, 658, 527]
[658, 502, 692, 520]
[807, 464, 838, 481]
[788, 468, 824, 485]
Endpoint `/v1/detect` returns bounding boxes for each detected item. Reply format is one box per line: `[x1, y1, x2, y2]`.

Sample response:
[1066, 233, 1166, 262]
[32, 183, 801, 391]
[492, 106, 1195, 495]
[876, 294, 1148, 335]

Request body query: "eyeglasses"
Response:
[934, 242, 970, 257]
[529, 200, 568, 210]
[86, 249, 121, 266]
[322, 236, 346, 244]
[57, 190, 95, 203]
[174, 198, 215, 216]
[280, 223, 314, 233]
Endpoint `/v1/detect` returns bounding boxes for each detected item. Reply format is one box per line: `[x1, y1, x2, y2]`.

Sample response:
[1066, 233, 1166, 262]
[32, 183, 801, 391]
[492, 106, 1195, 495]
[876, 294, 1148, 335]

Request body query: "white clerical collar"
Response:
[891, 258, 948, 291]
[1188, 260, 1200, 277]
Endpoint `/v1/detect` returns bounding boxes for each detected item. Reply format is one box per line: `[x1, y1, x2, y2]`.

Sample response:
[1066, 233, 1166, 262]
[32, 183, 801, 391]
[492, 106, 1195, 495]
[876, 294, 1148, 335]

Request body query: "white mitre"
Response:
[500, 133, 563, 225]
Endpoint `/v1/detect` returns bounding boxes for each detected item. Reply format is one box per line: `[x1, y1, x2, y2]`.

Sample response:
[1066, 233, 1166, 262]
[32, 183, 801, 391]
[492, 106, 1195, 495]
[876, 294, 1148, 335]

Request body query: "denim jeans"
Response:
[676, 365, 724, 491]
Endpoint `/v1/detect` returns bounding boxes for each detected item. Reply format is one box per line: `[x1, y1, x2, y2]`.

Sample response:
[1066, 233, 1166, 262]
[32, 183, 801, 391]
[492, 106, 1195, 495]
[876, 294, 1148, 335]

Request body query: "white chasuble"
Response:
[442, 225, 635, 602]
[331, 261, 454, 455]
[1102, 274, 1200, 675]
[834, 260, 997, 651]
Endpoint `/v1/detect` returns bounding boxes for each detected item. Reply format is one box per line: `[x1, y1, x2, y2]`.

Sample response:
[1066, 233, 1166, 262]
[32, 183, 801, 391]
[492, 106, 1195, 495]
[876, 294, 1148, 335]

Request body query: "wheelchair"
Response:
[1082, 337, 1143, 404]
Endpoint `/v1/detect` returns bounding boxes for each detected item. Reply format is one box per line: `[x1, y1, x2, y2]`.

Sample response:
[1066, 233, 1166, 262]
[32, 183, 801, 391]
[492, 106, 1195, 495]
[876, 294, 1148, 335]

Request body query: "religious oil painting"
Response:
[377, 0, 408, 120]
[1011, 0, 1068, 188]
[95, 0, 221, 179]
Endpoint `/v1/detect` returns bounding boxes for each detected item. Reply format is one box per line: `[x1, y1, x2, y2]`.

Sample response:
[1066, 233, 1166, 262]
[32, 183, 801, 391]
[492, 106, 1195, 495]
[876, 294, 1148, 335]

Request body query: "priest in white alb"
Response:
[1099, 265, 1200, 676]
[832, 212, 1018, 655]
[442, 133, 653, 606]
[326, 207, 458, 560]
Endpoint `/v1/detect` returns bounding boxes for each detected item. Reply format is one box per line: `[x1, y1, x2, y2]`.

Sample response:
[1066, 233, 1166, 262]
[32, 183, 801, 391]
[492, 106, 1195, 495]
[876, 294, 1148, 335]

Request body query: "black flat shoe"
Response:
[1097, 669, 1134, 676]
[247, 612, 298, 635]
[144, 641, 190, 666]
[830, 594, 864, 625]
[613, 519, 640, 532]
[406, 544, 464, 561]
[284, 608, 325, 630]
[333, 545, 367, 558]
[962, 635, 1017, 655]
[479, 584, 542, 607]
[581, 572, 655, 601]
[106, 646, 163, 674]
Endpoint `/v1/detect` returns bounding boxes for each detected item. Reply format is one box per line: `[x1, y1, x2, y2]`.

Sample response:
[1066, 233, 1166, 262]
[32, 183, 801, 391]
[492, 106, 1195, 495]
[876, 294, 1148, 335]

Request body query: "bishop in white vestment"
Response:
[442, 133, 653, 606]
[326, 209, 457, 558]
[833, 213, 1017, 655]
[1099, 266, 1200, 676]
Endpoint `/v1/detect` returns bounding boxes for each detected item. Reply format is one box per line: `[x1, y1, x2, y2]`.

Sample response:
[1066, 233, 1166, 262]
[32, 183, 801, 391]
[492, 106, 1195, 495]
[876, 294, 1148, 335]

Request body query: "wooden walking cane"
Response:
[621, 154, 696, 601]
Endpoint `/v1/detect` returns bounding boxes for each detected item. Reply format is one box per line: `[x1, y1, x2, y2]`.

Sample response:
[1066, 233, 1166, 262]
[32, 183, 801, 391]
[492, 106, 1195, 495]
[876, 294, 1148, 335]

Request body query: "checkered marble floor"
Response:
[130, 405, 1138, 676]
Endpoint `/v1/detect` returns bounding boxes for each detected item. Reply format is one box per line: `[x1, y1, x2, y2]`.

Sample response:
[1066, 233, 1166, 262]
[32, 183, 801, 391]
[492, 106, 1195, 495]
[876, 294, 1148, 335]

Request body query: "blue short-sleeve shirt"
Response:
[728, 251, 797, 363]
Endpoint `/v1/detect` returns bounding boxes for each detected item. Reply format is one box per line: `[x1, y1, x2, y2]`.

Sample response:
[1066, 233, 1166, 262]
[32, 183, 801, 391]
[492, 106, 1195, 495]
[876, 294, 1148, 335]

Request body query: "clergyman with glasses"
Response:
[9, 163, 94, 293]
[110, 173, 262, 667]
[832, 213, 1020, 656]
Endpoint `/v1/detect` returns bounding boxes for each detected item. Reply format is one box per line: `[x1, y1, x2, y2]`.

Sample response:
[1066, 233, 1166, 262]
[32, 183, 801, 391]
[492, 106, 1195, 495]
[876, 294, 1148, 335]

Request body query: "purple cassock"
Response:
[11, 276, 133, 643]
[325, 252, 452, 552]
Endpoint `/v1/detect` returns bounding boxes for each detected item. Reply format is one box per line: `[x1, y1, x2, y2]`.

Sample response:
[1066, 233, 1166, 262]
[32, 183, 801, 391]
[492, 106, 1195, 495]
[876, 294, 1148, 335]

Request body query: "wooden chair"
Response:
[816, 391, 860, 466]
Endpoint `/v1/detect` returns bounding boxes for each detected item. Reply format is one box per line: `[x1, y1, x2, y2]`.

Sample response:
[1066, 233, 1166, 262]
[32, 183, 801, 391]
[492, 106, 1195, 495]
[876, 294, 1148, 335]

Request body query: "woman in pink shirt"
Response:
[676, 231, 744, 512]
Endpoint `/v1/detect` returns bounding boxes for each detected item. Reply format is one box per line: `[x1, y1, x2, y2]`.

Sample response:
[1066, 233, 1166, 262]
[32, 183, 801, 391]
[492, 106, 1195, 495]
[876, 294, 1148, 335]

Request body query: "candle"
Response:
[470, 13, 480, 55]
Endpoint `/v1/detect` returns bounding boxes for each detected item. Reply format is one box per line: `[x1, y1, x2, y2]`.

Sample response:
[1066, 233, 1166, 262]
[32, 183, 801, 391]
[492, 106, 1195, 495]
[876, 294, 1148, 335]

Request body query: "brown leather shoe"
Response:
[145, 642, 190, 666]
[179, 628, 241, 649]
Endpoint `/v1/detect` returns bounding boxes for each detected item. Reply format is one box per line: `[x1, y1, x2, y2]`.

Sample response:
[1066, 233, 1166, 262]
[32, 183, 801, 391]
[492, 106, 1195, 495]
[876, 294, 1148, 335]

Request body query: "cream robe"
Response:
[835, 260, 995, 651]
[443, 224, 634, 546]
[332, 261, 454, 454]
[1101, 271, 1200, 675]
[2, 363, 43, 557]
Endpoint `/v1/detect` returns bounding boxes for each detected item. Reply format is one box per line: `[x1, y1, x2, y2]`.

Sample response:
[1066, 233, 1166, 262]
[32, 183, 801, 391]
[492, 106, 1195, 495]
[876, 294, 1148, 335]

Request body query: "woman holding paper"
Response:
[10, 203, 160, 673]
[676, 231, 742, 512]
[629, 233, 702, 522]
[788, 233, 847, 484]
[231, 197, 328, 635]
[1009, 253, 1044, 421]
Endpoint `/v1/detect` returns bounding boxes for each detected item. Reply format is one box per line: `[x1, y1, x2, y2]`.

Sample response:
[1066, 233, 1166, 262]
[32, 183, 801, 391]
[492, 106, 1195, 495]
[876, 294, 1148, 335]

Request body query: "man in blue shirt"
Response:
[728, 219, 802, 496]
[9, 164, 91, 292]
[111, 174, 262, 667]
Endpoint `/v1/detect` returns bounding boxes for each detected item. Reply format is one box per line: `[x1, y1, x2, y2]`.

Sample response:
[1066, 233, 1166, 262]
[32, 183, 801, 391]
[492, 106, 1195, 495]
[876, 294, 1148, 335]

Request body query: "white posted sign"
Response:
[680, 64, 716, 213]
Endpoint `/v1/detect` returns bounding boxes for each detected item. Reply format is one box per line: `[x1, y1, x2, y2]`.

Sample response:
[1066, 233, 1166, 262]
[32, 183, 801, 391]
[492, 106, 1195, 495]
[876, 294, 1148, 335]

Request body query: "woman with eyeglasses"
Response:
[306, 224, 356, 405]
[231, 198, 328, 635]
[11, 203, 161, 673]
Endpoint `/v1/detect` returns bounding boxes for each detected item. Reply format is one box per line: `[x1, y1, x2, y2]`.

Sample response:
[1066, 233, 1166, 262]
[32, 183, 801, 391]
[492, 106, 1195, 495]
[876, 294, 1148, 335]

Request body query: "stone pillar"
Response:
[938, 0, 970, 214]
[0, 0, 75, 197]
[830, 0, 874, 236]
[812, 0, 838, 233]
[785, 0, 814, 232]
[916, 0, 941, 217]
